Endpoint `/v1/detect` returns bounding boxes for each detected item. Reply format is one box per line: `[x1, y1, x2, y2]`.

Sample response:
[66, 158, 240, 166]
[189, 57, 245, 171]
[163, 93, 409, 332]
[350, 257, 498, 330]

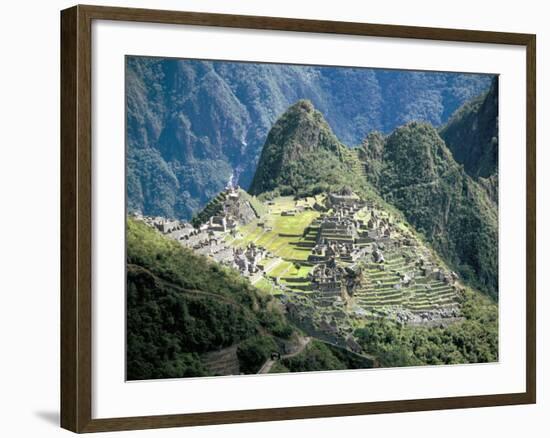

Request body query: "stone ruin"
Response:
[327, 186, 365, 210]
[309, 240, 366, 263]
[372, 245, 385, 263]
[309, 258, 347, 300]
[308, 258, 362, 304]
[221, 186, 257, 225]
[232, 243, 267, 276]
[136, 186, 264, 266]
[139, 216, 186, 234]
[207, 214, 237, 232]
[136, 212, 235, 264]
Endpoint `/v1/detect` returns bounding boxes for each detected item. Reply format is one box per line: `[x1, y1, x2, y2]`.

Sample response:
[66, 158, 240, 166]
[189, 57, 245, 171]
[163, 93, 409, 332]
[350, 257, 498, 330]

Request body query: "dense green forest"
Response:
[366, 122, 498, 298]
[126, 219, 294, 380]
[236, 336, 279, 374]
[440, 78, 499, 204]
[250, 100, 359, 197]
[126, 56, 492, 219]
[270, 340, 374, 374]
[440, 78, 499, 180]
[355, 289, 498, 366]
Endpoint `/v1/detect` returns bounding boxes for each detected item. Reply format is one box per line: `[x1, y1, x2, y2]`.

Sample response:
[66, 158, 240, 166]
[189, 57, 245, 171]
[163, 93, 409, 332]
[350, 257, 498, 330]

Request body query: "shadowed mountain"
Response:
[440, 79, 498, 178]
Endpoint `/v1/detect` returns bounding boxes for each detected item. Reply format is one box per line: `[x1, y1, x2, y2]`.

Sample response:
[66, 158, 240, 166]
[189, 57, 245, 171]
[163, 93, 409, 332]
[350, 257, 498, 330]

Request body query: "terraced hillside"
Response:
[217, 192, 464, 333]
[227, 196, 321, 292]
[353, 251, 461, 319]
[135, 185, 497, 368]
[126, 218, 297, 380]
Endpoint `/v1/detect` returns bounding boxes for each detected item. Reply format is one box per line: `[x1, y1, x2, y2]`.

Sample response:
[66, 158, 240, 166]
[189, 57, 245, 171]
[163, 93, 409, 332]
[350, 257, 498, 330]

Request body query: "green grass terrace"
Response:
[229, 196, 322, 294]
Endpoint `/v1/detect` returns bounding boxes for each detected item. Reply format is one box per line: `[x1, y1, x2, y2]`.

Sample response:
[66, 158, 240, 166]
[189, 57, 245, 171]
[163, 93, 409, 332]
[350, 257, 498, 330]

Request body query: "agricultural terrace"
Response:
[228, 196, 322, 291]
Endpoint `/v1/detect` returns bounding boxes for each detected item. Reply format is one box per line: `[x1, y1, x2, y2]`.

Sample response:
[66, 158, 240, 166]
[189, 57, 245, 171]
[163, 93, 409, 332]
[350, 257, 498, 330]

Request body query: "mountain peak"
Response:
[290, 99, 315, 113]
[382, 121, 457, 186]
[249, 100, 344, 195]
[364, 120, 498, 297]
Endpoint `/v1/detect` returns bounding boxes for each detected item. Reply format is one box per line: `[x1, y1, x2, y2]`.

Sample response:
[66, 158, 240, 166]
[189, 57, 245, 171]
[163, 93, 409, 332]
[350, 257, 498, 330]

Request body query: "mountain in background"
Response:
[250, 100, 498, 298]
[440, 78, 498, 179]
[126, 57, 493, 219]
[363, 123, 498, 298]
[249, 100, 354, 196]
[440, 78, 499, 203]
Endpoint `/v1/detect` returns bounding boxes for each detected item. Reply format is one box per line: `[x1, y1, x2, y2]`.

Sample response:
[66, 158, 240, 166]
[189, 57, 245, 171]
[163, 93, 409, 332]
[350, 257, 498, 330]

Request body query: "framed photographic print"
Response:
[60, 4, 536, 433]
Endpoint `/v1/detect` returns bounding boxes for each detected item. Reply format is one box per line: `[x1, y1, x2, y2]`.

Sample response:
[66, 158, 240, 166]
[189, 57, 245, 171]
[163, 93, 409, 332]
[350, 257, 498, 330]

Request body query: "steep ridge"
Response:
[126, 219, 296, 380]
[367, 122, 498, 298]
[250, 101, 498, 298]
[191, 187, 264, 228]
[249, 100, 351, 196]
[440, 78, 499, 180]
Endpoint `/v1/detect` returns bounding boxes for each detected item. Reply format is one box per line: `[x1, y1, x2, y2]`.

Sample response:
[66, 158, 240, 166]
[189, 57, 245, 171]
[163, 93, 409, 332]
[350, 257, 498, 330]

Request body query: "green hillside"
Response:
[368, 122, 498, 298]
[440, 78, 499, 180]
[355, 289, 498, 367]
[126, 219, 294, 380]
[250, 100, 498, 298]
[250, 100, 352, 197]
[126, 57, 492, 220]
[270, 340, 373, 373]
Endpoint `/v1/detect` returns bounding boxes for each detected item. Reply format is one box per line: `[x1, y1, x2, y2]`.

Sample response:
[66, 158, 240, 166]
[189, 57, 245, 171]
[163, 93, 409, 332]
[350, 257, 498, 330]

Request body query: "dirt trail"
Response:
[257, 336, 311, 374]
[128, 264, 267, 335]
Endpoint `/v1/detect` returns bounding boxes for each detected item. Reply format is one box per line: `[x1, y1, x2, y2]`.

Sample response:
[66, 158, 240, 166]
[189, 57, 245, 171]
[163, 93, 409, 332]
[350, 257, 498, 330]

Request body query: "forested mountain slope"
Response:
[249, 100, 355, 196]
[440, 78, 499, 203]
[126, 57, 492, 219]
[250, 101, 498, 298]
[440, 78, 498, 179]
[126, 219, 295, 379]
[363, 122, 498, 297]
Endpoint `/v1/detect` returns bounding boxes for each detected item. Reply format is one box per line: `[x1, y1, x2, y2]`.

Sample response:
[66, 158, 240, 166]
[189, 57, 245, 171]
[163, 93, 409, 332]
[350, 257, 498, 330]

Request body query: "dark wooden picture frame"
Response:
[60, 4, 536, 433]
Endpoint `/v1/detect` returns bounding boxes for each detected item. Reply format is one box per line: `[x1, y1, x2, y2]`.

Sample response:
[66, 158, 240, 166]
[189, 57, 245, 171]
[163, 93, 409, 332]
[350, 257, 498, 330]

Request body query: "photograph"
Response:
[125, 56, 499, 380]
[0, 0, 542, 435]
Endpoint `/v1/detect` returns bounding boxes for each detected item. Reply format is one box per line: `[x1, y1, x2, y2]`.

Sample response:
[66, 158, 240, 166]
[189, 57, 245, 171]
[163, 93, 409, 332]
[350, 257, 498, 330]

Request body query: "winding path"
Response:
[257, 336, 312, 374]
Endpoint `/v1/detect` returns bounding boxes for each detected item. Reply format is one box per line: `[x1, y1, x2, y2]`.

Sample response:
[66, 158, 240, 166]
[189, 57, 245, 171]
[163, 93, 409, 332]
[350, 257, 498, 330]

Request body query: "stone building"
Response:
[327, 187, 363, 209]
[152, 217, 180, 234]
[309, 258, 347, 299]
[222, 186, 257, 225]
[232, 243, 266, 275]
[372, 246, 385, 263]
[308, 241, 366, 263]
[315, 213, 359, 244]
[207, 215, 237, 232]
